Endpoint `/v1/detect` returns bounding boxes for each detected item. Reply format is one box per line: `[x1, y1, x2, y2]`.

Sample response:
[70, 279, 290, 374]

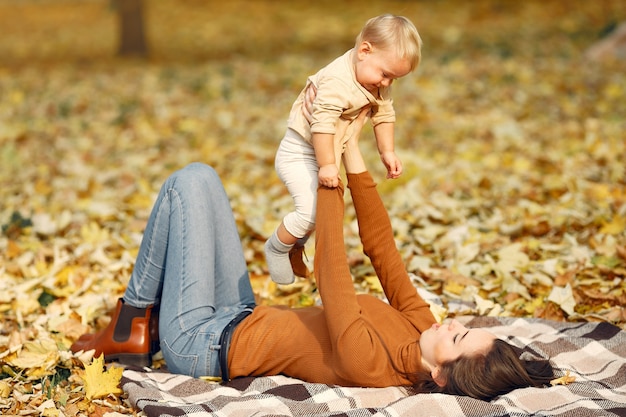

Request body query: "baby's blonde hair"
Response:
[355, 14, 422, 72]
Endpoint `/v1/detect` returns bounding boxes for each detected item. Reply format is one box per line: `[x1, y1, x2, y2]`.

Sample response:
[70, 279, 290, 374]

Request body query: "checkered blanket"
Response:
[121, 316, 626, 417]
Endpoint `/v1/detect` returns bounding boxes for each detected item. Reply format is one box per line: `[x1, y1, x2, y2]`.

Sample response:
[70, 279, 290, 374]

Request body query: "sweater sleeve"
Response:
[370, 87, 396, 126]
[314, 181, 363, 336]
[315, 181, 393, 380]
[314, 173, 435, 383]
[310, 76, 351, 135]
[347, 172, 435, 332]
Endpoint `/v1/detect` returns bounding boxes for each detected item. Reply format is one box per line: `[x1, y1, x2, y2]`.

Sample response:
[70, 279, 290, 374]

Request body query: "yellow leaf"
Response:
[364, 275, 383, 293]
[6, 240, 22, 258]
[522, 297, 545, 315]
[599, 216, 626, 235]
[587, 184, 611, 207]
[550, 370, 576, 386]
[0, 380, 11, 398]
[495, 243, 529, 274]
[83, 355, 123, 400]
[8, 338, 59, 378]
[80, 222, 110, 244]
[38, 399, 60, 417]
[443, 281, 466, 296]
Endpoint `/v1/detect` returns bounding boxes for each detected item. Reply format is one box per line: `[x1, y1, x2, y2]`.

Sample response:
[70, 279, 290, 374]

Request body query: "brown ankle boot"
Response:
[71, 298, 154, 367]
[289, 245, 311, 278]
[149, 303, 160, 355]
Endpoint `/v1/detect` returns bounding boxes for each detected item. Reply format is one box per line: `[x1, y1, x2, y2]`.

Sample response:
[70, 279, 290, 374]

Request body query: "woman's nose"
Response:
[448, 319, 461, 330]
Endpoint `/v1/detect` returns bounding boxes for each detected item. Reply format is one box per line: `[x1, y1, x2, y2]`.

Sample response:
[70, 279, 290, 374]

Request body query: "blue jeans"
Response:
[123, 163, 256, 378]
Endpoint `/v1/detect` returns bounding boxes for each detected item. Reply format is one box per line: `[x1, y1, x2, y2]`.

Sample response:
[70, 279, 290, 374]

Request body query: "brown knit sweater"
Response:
[229, 171, 436, 387]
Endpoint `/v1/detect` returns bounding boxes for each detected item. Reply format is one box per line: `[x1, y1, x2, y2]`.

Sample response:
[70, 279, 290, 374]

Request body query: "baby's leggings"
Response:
[275, 129, 319, 238]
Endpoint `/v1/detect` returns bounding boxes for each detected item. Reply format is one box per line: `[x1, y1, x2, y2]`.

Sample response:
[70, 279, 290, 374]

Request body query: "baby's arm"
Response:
[302, 84, 340, 188]
[313, 133, 340, 188]
[374, 122, 402, 179]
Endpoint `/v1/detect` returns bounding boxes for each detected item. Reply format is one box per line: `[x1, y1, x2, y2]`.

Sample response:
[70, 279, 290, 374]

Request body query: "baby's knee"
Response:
[284, 212, 315, 238]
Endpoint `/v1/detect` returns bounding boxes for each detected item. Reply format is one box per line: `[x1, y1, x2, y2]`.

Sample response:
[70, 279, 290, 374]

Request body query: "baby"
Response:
[265, 14, 422, 284]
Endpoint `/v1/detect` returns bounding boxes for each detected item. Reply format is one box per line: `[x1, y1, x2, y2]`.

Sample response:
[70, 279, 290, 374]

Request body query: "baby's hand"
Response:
[380, 151, 402, 179]
[318, 164, 340, 188]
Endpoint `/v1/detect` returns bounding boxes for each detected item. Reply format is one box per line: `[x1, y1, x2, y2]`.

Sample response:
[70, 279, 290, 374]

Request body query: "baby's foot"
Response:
[264, 234, 295, 285]
[289, 245, 311, 278]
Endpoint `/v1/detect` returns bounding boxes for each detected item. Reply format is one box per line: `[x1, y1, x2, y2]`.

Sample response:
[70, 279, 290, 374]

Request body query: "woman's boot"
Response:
[71, 298, 154, 367]
[149, 303, 160, 355]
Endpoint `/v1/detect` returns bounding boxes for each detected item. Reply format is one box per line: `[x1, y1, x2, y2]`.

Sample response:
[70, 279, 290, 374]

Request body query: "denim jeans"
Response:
[123, 163, 256, 378]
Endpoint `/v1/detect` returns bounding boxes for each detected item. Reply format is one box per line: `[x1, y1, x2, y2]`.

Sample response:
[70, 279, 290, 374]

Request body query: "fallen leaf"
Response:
[495, 243, 530, 274]
[599, 216, 626, 235]
[83, 355, 123, 400]
[7, 337, 60, 378]
[0, 380, 10, 398]
[547, 284, 577, 316]
[550, 370, 576, 386]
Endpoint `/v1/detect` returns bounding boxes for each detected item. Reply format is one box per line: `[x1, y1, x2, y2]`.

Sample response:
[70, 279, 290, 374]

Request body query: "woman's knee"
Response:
[169, 163, 222, 194]
[177, 162, 218, 181]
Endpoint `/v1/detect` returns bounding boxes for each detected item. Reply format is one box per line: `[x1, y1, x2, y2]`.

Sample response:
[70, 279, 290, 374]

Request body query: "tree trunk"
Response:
[115, 0, 148, 57]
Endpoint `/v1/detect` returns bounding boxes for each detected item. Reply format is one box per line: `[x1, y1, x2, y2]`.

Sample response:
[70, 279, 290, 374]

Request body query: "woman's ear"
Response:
[431, 367, 447, 388]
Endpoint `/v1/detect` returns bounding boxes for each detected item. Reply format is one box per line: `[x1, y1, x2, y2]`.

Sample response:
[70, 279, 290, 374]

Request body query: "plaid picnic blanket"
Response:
[121, 316, 626, 417]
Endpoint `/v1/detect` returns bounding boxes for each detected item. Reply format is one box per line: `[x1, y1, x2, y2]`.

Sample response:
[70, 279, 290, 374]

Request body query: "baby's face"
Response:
[354, 45, 412, 93]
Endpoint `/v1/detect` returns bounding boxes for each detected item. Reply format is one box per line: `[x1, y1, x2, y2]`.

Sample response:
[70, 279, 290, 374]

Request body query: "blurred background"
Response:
[0, 0, 625, 318]
[0, 4, 624, 413]
[1, 0, 624, 64]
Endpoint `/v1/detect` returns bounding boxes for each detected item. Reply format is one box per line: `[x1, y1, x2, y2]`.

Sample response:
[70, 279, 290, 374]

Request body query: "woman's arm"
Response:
[341, 108, 369, 174]
[347, 173, 432, 321]
[344, 117, 434, 330]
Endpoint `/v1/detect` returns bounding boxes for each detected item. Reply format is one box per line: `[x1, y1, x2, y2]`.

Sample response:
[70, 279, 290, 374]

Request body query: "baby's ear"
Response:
[357, 41, 373, 57]
[431, 367, 447, 388]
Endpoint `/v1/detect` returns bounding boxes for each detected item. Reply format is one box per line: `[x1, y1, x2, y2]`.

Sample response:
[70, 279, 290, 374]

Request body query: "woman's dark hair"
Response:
[413, 339, 555, 401]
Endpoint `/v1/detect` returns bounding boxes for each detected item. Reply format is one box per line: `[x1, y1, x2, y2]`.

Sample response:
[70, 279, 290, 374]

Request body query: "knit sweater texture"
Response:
[229, 172, 436, 387]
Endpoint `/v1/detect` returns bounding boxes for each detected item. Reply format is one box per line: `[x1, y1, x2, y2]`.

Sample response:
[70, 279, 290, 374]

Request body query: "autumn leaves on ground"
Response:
[1, 0, 625, 415]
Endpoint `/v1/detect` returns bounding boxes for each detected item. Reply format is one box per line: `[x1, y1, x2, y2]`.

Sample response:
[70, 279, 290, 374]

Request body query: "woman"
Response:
[71, 109, 554, 401]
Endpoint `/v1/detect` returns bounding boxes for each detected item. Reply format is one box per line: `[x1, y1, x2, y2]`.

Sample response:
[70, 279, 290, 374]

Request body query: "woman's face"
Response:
[419, 320, 497, 370]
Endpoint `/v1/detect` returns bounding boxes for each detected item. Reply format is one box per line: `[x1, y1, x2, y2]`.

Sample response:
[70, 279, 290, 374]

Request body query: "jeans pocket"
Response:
[161, 338, 199, 376]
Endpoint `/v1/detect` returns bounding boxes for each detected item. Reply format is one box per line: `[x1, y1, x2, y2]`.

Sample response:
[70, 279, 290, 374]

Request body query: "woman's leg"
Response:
[125, 162, 255, 376]
[125, 162, 253, 308]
